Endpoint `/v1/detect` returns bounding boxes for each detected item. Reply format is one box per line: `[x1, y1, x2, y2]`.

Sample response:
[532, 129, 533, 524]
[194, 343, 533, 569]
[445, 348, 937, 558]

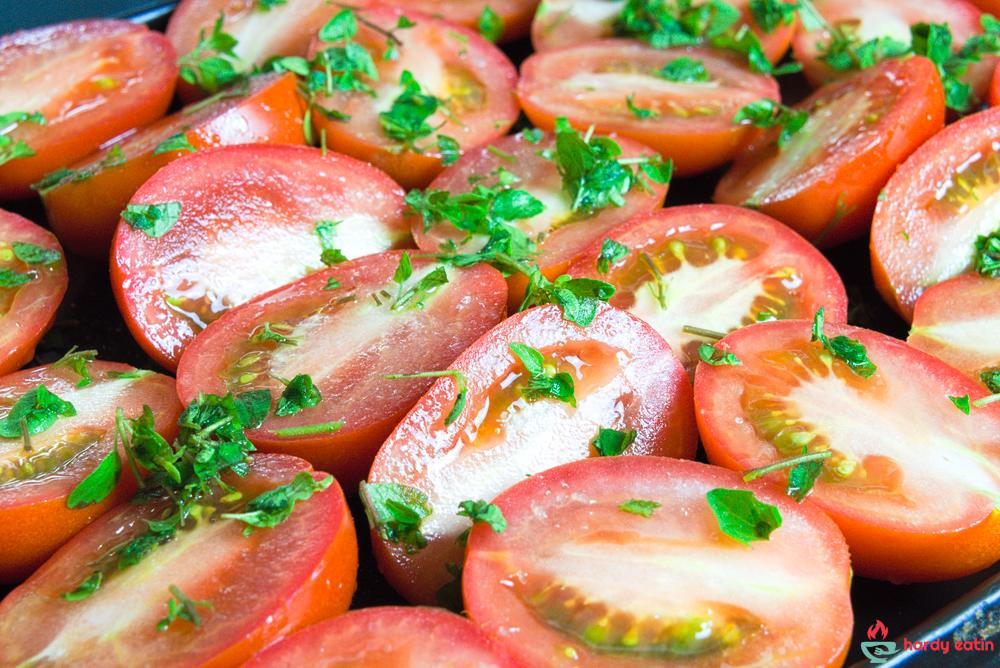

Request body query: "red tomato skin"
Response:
[0, 210, 68, 377]
[715, 56, 945, 247]
[175, 253, 509, 490]
[0, 20, 177, 199]
[991, 60, 1000, 106]
[0, 361, 181, 583]
[393, 0, 537, 42]
[244, 606, 525, 667]
[42, 73, 305, 260]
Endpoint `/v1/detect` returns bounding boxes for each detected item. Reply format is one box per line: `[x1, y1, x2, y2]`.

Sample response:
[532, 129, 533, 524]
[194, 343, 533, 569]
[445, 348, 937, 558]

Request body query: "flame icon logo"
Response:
[861, 620, 900, 664]
[868, 620, 889, 641]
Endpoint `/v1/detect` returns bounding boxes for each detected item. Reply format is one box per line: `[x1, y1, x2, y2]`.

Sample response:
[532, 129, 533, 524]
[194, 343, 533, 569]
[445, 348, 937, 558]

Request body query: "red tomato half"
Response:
[908, 273, 1000, 383]
[463, 457, 854, 668]
[715, 56, 944, 247]
[566, 205, 848, 372]
[245, 606, 522, 667]
[871, 106, 1000, 321]
[695, 319, 1000, 582]
[41, 73, 305, 260]
[176, 252, 508, 489]
[308, 5, 519, 190]
[392, 0, 537, 42]
[0, 360, 180, 583]
[367, 303, 696, 604]
[517, 42, 780, 176]
[0, 210, 68, 376]
[0, 20, 177, 198]
[0, 454, 357, 666]
[111, 144, 410, 371]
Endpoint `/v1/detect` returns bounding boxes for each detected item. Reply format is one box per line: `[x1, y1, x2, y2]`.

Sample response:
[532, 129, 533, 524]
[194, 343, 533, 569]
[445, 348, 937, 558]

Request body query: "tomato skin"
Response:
[41, 73, 305, 260]
[0, 361, 181, 583]
[715, 56, 945, 247]
[0, 20, 177, 199]
[392, 0, 537, 42]
[517, 42, 780, 176]
[694, 319, 1000, 582]
[991, 60, 1000, 106]
[0, 453, 357, 666]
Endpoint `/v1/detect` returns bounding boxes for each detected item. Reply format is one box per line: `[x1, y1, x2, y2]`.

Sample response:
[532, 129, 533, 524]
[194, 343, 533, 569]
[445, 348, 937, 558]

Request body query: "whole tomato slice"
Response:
[366, 303, 696, 604]
[176, 252, 508, 489]
[0, 209, 67, 376]
[870, 105, 1000, 321]
[110, 143, 410, 371]
[39, 72, 305, 260]
[307, 5, 519, 189]
[0, 360, 180, 583]
[0, 453, 357, 666]
[0, 20, 177, 198]
[463, 456, 854, 668]
[715, 56, 944, 247]
[244, 606, 522, 667]
[517, 42, 780, 176]
[566, 205, 848, 372]
[694, 318, 1000, 582]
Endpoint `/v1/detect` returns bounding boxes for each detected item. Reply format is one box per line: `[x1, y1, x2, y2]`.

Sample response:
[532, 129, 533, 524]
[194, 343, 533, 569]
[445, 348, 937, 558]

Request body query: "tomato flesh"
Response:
[463, 456, 853, 667]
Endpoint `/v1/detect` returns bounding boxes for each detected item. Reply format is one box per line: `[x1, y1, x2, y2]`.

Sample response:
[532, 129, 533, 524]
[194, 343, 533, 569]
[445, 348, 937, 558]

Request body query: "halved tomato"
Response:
[0, 20, 177, 198]
[0, 453, 357, 666]
[367, 303, 696, 604]
[0, 359, 181, 583]
[307, 5, 519, 189]
[990, 59, 1000, 106]
[517, 42, 780, 176]
[715, 55, 944, 247]
[393, 0, 538, 42]
[530, 0, 796, 63]
[110, 143, 410, 371]
[908, 273, 1000, 383]
[463, 456, 854, 667]
[244, 605, 522, 667]
[565, 205, 848, 372]
[176, 252, 508, 489]
[871, 105, 1000, 321]
[40, 72, 305, 260]
[694, 318, 1000, 582]
[0, 209, 68, 376]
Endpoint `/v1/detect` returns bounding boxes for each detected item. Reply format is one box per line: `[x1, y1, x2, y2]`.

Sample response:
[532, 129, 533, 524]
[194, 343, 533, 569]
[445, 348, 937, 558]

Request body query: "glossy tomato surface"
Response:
[177, 252, 508, 489]
[0, 453, 357, 667]
[245, 605, 522, 667]
[517, 41, 780, 175]
[41, 72, 305, 260]
[0, 20, 177, 198]
[464, 456, 854, 667]
[393, 0, 537, 42]
[566, 205, 848, 372]
[308, 5, 519, 189]
[111, 143, 410, 371]
[368, 303, 696, 604]
[695, 318, 1000, 582]
[871, 105, 1000, 321]
[715, 56, 944, 247]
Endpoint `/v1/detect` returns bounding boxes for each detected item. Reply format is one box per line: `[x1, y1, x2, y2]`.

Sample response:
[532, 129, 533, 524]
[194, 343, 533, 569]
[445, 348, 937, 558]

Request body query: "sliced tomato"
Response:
[715, 56, 944, 247]
[307, 5, 519, 190]
[0, 453, 357, 666]
[0, 20, 177, 198]
[694, 318, 1000, 582]
[412, 129, 668, 307]
[530, 0, 796, 62]
[393, 0, 537, 42]
[176, 252, 508, 489]
[991, 59, 1000, 106]
[0, 360, 180, 583]
[367, 303, 696, 604]
[244, 605, 521, 667]
[517, 42, 780, 176]
[0, 210, 68, 376]
[565, 205, 848, 372]
[908, 273, 1000, 383]
[40, 73, 305, 260]
[463, 456, 854, 667]
[871, 105, 1000, 321]
[110, 143, 410, 371]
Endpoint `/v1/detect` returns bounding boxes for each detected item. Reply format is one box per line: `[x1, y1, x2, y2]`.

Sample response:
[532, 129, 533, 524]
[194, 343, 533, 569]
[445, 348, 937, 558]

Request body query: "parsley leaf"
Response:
[657, 56, 710, 82]
[31, 144, 126, 193]
[981, 368, 1000, 394]
[0, 385, 77, 439]
[360, 481, 432, 552]
[457, 499, 506, 533]
[810, 307, 877, 378]
[522, 128, 544, 144]
[250, 322, 298, 347]
[391, 257, 450, 311]
[706, 488, 782, 543]
[0, 269, 33, 288]
[122, 202, 181, 238]
[256, 0, 287, 10]
[274, 374, 322, 417]
[509, 342, 576, 407]
[626, 94, 659, 119]
[177, 13, 244, 94]
[379, 70, 441, 151]
[52, 348, 98, 388]
[912, 19, 1000, 113]
[519, 268, 615, 327]
[67, 447, 121, 509]
[974, 227, 1000, 278]
[12, 241, 60, 265]
[597, 238, 629, 274]
[157, 585, 212, 632]
[698, 343, 742, 366]
[0, 111, 45, 167]
[153, 133, 197, 156]
[734, 99, 808, 148]
[619, 498, 660, 517]
[222, 471, 333, 535]
[478, 5, 503, 42]
[315, 220, 348, 266]
[592, 427, 637, 456]
[386, 370, 468, 425]
[743, 448, 832, 502]
[949, 394, 972, 415]
[437, 134, 461, 165]
[62, 572, 102, 601]
[749, 0, 798, 32]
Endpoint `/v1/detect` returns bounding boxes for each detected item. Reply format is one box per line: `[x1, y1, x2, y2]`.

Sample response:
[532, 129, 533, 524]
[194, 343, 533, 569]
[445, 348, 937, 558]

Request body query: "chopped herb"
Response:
[478, 5, 504, 42]
[592, 427, 637, 456]
[734, 99, 808, 148]
[53, 347, 98, 387]
[911, 19, 1000, 113]
[323, 278, 342, 291]
[104, 369, 153, 380]
[153, 133, 197, 156]
[619, 498, 660, 517]
[177, 13, 244, 94]
[974, 227, 1000, 278]
[519, 268, 615, 327]
[386, 370, 467, 425]
[949, 394, 972, 415]
[272, 421, 343, 437]
[12, 241, 60, 265]
[799, 0, 909, 73]
[256, 0, 286, 10]
[315, 220, 348, 266]
[0, 269, 33, 288]
[749, 0, 798, 32]
[457, 499, 506, 533]
[307, 9, 379, 100]
[522, 128, 544, 144]
[157, 585, 212, 632]
[250, 322, 298, 346]
[222, 471, 333, 535]
[63, 572, 102, 601]
[626, 94, 659, 119]
[597, 238, 629, 274]
[31, 145, 126, 193]
[981, 368, 1000, 394]
[743, 448, 832, 502]
[121, 202, 181, 238]
[379, 70, 441, 151]
[274, 374, 322, 417]
[0, 385, 76, 439]
[698, 343, 742, 366]
[706, 488, 782, 543]
[67, 447, 122, 509]
[509, 342, 576, 407]
[391, 255, 449, 311]
[657, 56, 710, 81]
[683, 324, 727, 340]
[437, 134, 461, 165]
[360, 481, 432, 552]
[810, 307, 877, 378]
[0, 111, 45, 167]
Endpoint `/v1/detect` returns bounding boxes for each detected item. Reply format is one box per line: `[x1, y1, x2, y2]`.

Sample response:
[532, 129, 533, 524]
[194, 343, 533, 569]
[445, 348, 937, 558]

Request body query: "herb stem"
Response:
[682, 325, 728, 340]
[973, 393, 1000, 408]
[272, 421, 344, 438]
[743, 450, 833, 481]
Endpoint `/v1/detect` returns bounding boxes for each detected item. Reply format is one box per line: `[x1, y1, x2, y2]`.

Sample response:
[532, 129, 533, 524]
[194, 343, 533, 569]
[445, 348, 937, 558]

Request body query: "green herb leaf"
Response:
[379, 70, 441, 150]
[386, 370, 467, 425]
[12, 241, 60, 265]
[62, 572, 103, 601]
[974, 227, 1000, 278]
[157, 585, 212, 632]
[522, 128, 544, 144]
[222, 471, 332, 534]
[911, 19, 1000, 113]
[743, 448, 831, 502]
[949, 394, 972, 415]
[698, 343, 742, 366]
[457, 499, 506, 533]
[734, 98, 808, 148]
[981, 368, 1000, 394]
[619, 498, 660, 517]
[657, 56, 710, 82]
[360, 481, 432, 552]
[810, 307, 877, 378]
[0, 111, 45, 167]
[153, 133, 197, 156]
[597, 238, 629, 274]
[275, 374, 322, 417]
[53, 348, 98, 388]
[177, 13, 244, 94]
[592, 427, 636, 456]
[256, 0, 287, 10]
[315, 220, 348, 266]
[323, 278, 342, 291]
[510, 342, 576, 407]
[478, 5, 504, 42]
[30, 145, 126, 193]
[749, 0, 798, 32]
[122, 202, 182, 238]
[519, 267, 615, 327]
[250, 322, 298, 347]
[0, 385, 76, 439]
[67, 448, 121, 509]
[236, 389, 272, 429]
[706, 488, 782, 544]
[437, 134, 461, 165]
[0, 268, 34, 288]
[392, 262, 449, 311]
[626, 94, 659, 119]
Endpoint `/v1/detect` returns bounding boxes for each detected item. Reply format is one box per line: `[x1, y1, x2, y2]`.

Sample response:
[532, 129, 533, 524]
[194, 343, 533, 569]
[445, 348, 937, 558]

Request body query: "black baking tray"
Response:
[0, 3, 998, 666]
